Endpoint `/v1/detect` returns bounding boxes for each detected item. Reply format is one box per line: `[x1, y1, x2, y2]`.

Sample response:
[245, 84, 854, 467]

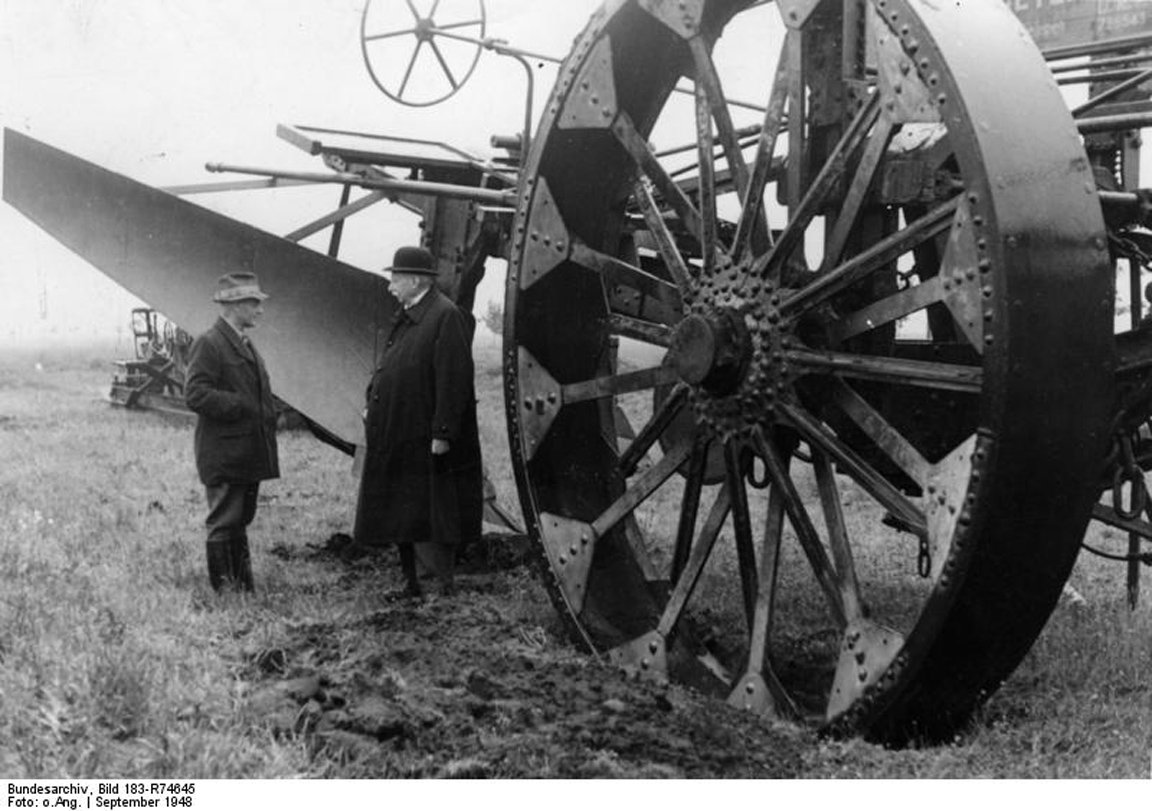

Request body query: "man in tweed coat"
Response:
[185, 272, 279, 592]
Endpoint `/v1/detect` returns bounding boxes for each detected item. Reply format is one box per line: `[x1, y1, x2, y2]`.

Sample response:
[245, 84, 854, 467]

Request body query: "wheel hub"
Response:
[677, 265, 795, 438]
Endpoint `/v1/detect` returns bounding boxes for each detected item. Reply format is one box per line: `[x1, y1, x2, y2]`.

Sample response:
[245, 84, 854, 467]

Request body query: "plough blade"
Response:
[3, 128, 393, 446]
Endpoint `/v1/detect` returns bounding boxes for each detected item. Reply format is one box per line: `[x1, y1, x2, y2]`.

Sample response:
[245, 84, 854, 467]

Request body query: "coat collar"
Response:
[214, 316, 255, 361]
[397, 288, 439, 325]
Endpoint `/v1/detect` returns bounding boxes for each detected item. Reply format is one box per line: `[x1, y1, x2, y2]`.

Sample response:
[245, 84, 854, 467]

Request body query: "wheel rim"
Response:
[505, 0, 1113, 743]
[360, 0, 486, 108]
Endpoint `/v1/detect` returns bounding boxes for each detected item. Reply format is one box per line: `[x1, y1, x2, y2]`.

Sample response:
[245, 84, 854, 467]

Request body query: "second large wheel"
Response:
[505, 0, 1113, 743]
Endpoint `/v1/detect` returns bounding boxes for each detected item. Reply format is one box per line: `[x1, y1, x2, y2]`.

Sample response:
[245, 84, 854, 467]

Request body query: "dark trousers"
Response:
[204, 482, 258, 591]
[205, 482, 259, 543]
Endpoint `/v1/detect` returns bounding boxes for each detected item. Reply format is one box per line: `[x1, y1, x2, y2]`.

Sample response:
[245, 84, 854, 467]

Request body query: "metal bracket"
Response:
[827, 619, 904, 719]
[939, 196, 986, 353]
[776, 0, 823, 30]
[519, 177, 572, 290]
[726, 673, 776, 715]
[637, 0, 704, 39]
[924, 435, 978, 580]
[607, 630, 669, 681]
[538, 512, 598, 614]
[516, 347, 563, 459]
[558, 35, 619, 130]
[871, 4, 939, 124]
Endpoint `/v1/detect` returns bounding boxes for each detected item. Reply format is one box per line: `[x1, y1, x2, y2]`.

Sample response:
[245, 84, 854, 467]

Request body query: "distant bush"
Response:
[482, 301, 503, 336]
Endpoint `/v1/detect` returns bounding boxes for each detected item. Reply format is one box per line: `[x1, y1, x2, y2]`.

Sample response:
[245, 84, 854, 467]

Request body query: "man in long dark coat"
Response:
[185, 272, 279, 592]
[354, 246, 483, 599]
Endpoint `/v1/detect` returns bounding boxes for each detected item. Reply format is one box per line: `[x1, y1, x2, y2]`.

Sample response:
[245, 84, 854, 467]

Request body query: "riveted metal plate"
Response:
[939, 198, 985, 352]
[776, 0, 823, 29]
[726, 673, 776, 715]
[538, 512, 598, 615]
[607, 630, 669, 682]
[516, 347, 563, 459]
[558, 35, 619, 130]
[924, 435, 978, 580]
[637, 0, 704, 39]
[871, 4, 939, 124]
[520, 178, 572, 290]
[827, 619, 904, 719]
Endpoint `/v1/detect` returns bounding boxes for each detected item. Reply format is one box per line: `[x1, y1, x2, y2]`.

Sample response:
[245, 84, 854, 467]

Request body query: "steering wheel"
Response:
[360, 0, 487, 107]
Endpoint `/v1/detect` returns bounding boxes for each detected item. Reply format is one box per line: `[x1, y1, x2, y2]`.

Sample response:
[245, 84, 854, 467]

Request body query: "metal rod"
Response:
[1050, 52, 1152, 75]
[1044, 32, 1152, 62]
[161, 177, 319, 195]
[1072, 67, 1152, 117]
[204, 162, 517, 205]
[1077, 111, 1152, 133]
[1058, 68, 1147, 86]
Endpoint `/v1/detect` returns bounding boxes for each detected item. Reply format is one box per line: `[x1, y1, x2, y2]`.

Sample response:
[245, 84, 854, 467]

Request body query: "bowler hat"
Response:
[213, 272, 269, 303]
[385, 246, 438, 276]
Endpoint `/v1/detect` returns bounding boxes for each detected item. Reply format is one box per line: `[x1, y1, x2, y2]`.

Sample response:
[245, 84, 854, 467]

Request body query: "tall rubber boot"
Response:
[206, 540, 234, 592]
[396, 544, 422, 599]
[230, 535, 255, 592]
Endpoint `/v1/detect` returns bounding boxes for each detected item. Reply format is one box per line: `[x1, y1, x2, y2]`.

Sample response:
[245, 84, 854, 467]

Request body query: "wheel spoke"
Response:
[753, 92, 882, 283]
[688, 36, 751, 197]
[607, 313, 673, 346]
[785, 347, 982, 393]
[725, 441, 760, 630]
[779, 195, 961, 317]
[731, 31, 792, 260]
[824, 379, 933, 487]
[573, 240, 683, 313]
[695, 82, 719, 278]
[671, 433, 709, 585]
[728, 476, 798, 717]
[428, 39, 460, 89]
[404, 0, 421, 22]
[615, 112, 704, 242]
[589, 441, 694, 539]
[777, 402, 927, 536]
[363, 26, 421, 43]
[631, 179, 698, 295]
[752, 428, 847, 628]
[827, 276, 945, 344]
[562, 364, 681, 405]
[820, 116, 899, 272]
[433, 18, 485, 32]
[814, 451, 865, 623]
[748, 473, 786, 666]
[398, 39, 426, 98]
[619, 383, 689, 477]
[656, 485, 731, 638]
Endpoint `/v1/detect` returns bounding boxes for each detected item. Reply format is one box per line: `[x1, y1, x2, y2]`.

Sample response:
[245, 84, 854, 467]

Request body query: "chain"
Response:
[1110, 232, 1152, 275]
[917, 534, 931, 578]
[1111, 431, 1148, 521]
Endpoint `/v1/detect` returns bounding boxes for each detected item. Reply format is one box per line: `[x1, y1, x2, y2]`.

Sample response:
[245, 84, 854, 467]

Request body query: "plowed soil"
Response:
[238, 537, 806, 778]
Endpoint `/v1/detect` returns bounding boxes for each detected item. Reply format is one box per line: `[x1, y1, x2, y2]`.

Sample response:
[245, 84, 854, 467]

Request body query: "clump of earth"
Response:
[240, 536, 805, 778]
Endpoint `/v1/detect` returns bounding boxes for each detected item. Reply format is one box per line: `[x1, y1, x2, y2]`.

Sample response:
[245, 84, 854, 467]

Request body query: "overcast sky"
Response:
[0, 0, 602, 348]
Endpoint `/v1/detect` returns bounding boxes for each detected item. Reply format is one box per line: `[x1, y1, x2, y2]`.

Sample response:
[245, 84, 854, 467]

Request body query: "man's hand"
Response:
[431, 438, 450, 455]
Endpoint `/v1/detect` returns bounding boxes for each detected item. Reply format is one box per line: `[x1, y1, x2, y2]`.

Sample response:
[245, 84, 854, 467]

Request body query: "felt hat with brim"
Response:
[385, 246, 438, 276]
[213, 272, 269, 302]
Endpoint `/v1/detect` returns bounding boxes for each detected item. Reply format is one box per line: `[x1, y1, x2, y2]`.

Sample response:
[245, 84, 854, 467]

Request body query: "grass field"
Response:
[1, 343, 1151, 779]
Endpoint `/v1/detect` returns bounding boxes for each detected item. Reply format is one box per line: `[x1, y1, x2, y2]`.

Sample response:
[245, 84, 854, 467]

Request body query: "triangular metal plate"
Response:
[827, 619, 904, 719]
[607, 630, 669, 682]
[519, 177, 572, 290]
[538, 512, 598, 615]
[558, 35, 619, 130]
[516, 347, 563, 460]
[638, 0, 705, 39]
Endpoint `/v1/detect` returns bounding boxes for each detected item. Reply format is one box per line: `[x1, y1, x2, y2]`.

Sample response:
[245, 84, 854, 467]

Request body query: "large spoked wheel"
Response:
[505, 0, 1114, 744]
